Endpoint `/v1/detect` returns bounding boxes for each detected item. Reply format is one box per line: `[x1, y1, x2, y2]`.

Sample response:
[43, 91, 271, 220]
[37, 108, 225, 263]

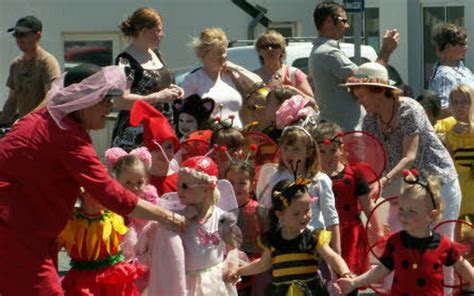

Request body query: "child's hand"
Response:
[336, 277, 356, 294]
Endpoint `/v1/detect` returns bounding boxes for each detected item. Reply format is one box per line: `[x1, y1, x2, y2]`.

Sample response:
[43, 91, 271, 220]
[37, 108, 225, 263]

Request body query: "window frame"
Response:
[61, 32, 125, 70]
[268, 21, 299, 37]
[420, 4, 465, 88]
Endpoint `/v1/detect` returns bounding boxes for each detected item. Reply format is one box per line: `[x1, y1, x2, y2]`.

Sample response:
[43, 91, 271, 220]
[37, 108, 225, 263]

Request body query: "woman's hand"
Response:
[222, 61, 240, 72]
[152, 84, 184, 103]
[129, 199, 186, 233]
[162, 211, 186, 233]
[379, 176, 389, 190]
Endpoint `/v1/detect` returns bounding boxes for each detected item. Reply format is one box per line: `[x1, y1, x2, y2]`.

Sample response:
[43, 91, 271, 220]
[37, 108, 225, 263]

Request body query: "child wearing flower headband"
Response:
[104, 146, 157, 292]
[104, 147, 156, 256]
[137, 156, 243, 295]
[231, 179, 351, 295]
[337, 170, 474, 296]
[314, 121, 385, 295]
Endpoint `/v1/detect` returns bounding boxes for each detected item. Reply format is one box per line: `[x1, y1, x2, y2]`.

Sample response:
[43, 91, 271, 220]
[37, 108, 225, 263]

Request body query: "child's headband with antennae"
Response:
[217, 144, 258, 164]
[317, 132, 344, 145]
[402, 169, 437, 210]
[152, 140, 170, 164]
[204, 144, 218, 158]
[214, 114, 235, 129]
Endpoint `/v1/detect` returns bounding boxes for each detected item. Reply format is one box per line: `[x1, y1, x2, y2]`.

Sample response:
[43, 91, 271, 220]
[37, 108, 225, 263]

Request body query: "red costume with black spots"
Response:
[331, 164, 370, 275]
[379, 230, 464, 295]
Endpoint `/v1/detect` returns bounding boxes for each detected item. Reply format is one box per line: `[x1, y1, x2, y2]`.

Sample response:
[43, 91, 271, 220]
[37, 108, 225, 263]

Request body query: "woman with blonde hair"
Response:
[182, 27, 262, 128]
[112, 7, 184, 151]
[254, 30, 315, 99]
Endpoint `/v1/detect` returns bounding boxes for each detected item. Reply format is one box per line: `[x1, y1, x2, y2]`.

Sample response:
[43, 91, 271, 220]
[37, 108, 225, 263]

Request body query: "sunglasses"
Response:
[179, 182, 205, 190]
[99, 96, 114, 106]
[334, 16, 349, 24]
[258, 43, 282, 50]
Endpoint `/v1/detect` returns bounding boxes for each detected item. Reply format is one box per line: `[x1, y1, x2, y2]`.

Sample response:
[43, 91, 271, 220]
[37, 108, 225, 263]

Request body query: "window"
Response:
[268, 22, 298, 37]
[422, 5, 464, 88]
[292, 58, 309, 74]
[344, 8, 380, 51]
[62, 33, 124, 71]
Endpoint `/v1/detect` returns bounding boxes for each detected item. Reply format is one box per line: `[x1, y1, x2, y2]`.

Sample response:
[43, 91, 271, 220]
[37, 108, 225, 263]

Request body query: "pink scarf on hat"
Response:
[47, 66, 126, 129]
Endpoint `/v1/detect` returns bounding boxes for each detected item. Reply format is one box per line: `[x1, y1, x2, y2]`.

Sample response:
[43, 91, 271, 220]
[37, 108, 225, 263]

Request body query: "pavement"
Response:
[58, 249, 378, 295]
[57, 198, 390, 295]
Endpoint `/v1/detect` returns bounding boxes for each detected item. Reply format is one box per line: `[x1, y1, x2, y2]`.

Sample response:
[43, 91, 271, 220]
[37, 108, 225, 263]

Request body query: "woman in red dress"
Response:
[0, 64, 184, 296]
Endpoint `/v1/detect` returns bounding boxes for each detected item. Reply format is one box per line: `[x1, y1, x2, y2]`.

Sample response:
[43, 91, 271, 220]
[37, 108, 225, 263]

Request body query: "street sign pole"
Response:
[354, 12, 362, 65]
[344, 0, 365, 65]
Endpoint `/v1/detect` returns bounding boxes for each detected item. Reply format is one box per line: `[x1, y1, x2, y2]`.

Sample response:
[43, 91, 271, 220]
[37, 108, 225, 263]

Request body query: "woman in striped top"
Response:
[232, 178, 352, 295]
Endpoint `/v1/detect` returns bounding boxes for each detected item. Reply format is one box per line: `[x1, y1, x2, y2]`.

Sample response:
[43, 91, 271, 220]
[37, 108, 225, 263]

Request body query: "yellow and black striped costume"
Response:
[446, 129, 474, 240]
[261, 228, 331, 296]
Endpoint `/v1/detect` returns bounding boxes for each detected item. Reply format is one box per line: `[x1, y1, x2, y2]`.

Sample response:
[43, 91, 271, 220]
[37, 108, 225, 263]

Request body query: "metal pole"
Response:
[353, 12, 362, 65]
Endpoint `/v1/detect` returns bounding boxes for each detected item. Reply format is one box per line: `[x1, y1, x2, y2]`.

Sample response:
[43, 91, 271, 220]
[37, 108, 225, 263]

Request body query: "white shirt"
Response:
[256, 165, 339, 229]
[182, 69, 242, 128]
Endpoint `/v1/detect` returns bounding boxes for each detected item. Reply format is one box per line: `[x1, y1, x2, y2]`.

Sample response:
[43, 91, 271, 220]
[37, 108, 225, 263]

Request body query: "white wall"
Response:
[378, 0, 409, 88]
[3, 0, 473, 106]
[0, 0, 317, 107]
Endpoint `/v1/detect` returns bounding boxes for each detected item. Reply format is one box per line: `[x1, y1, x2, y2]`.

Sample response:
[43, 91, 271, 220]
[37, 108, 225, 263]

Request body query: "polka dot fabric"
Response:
[379, 231, 464, 295]
[331, 164, 370, 275]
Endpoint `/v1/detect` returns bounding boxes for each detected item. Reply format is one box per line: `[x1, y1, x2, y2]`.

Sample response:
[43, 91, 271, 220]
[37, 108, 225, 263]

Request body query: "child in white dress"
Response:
[137, 156, 241, 296]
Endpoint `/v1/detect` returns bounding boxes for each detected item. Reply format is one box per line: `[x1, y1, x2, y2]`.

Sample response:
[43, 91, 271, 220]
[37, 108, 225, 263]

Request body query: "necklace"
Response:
[378, 98, 397, 136]
[262, 66, 283, 85]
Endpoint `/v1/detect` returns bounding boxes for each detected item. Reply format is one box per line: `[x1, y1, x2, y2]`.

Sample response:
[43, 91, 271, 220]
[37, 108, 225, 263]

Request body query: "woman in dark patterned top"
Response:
[112, 7, 184, 151]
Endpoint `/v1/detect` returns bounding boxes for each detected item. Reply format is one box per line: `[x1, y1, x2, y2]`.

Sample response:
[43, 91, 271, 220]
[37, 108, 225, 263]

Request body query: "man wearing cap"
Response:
[0, 16, 60, 126]
[308, 1, 399, 131]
